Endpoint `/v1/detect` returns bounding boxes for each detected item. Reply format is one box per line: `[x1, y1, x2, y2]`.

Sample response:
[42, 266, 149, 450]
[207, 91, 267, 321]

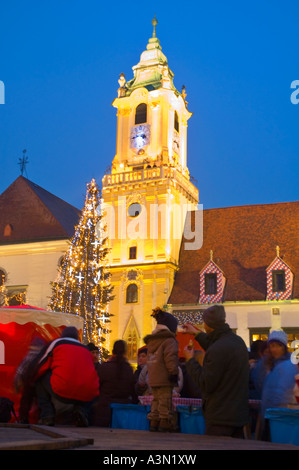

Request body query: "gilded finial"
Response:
[276, 245, 280, 257]
[152, 16, 158, 38]
[210, 250, 213, 261]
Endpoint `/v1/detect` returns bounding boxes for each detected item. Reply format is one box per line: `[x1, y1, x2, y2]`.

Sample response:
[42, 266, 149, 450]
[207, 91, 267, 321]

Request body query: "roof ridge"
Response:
[198, 200, 299, 212]
[19, 176, 80, 235]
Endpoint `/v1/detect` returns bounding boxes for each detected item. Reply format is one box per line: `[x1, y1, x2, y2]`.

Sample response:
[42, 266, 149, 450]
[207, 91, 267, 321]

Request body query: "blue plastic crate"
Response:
[110, 403, 150, 430]
[265, 408, 299, 446]
[177, 405, 205, 435]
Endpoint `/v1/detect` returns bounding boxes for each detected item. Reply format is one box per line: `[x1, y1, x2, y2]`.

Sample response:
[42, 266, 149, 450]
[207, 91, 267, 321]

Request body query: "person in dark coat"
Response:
[14, 337, 48, 423]
[93, 340, 137, 427]
[86, 342, 100, 373]
[183, 305, 249, 438]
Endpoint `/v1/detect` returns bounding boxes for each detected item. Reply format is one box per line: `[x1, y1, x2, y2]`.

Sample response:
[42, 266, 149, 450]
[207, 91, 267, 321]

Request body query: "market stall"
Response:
[0, 305, 83, 422]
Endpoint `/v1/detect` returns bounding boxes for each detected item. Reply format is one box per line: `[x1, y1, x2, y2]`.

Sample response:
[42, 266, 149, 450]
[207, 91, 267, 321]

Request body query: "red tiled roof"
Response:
[168, 201, 299, 303]
[0, 176, 80, 244]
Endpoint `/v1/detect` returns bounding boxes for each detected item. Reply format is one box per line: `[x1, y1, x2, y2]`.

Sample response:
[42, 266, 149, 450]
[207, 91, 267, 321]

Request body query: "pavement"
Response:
[0, 423, 298, 453]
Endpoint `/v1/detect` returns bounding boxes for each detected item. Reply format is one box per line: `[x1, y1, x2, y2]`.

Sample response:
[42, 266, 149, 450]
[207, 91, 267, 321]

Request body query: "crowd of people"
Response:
[13, 306, 299, 440]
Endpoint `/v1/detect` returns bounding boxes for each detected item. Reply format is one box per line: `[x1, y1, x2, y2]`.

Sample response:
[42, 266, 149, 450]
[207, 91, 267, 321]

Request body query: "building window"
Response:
[199, 256, 226, 304]
[3, 224, 13, 237]
[135, 103, 147, 124]
[174, 111, 179, 133]
[5, 286, 27, 306]
[249, 328, 270, 345]
[129, 246, 137, 260]
[272, 270, 286, 292]
[126, 328, 138, 362]
[0, 270, 6, 287]
[283, 328, 299, 352]
[126, 283, 138, 303]
[266, 251, 293, 300]
[204, 273, 217, 295]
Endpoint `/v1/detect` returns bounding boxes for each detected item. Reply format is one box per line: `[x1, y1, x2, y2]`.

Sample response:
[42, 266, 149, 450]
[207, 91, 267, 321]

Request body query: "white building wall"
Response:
[0, 240, 69, 310]
[168, 301, 299, 348]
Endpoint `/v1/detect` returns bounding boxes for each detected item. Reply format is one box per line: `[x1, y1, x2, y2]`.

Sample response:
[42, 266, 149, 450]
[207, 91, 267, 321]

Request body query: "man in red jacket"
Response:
[35, 327, 99, 426]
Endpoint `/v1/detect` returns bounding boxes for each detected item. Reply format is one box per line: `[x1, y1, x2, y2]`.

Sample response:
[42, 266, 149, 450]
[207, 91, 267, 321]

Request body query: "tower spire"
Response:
[152, 16, 158, 38]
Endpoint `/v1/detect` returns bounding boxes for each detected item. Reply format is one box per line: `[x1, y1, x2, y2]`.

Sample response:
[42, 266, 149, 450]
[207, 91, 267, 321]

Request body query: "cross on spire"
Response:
[18, 149, 29, 177]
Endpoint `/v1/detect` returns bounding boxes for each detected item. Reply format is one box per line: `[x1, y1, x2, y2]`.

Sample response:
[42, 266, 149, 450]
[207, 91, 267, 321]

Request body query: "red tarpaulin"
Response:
[0, 306, 83, 422]
[176, 332, 204, 358]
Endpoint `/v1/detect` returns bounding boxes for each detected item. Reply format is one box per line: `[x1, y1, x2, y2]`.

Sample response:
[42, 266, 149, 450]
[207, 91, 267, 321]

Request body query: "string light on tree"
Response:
[48, 178, 114, 360]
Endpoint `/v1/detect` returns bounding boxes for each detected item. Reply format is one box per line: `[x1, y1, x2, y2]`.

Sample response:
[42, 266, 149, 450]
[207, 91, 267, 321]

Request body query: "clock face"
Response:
[128, 202, 142, 217]
[130, 125, 150, 149]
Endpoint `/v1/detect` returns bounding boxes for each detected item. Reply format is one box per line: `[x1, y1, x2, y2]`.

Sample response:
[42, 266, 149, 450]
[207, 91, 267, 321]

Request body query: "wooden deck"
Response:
[0, 423, 298, 451]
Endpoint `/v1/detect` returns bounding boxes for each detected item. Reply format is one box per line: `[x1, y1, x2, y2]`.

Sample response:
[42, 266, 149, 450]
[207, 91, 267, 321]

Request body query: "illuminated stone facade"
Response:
[102, 19, 199, 360]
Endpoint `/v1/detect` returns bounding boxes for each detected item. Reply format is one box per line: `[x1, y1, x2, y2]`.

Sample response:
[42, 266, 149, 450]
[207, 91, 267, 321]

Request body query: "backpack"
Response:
[0, 397, 17, 423]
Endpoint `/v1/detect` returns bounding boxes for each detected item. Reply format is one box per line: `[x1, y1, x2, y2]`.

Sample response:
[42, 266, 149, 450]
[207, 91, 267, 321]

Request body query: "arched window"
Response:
[135, 103, 147, 124]
[3, 224, 13, 237]
[126, 283, 138, 303]
[123, 316, 139, 363]
[126, 328, 138, 362]
[174, 111, 179, 133]
[0, 269, 6, 286]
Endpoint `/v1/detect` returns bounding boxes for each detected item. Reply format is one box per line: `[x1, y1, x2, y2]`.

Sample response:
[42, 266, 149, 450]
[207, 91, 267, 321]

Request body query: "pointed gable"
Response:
[199, 250, 226, 303]
[0, 176, 80, 244]
[266, 246, 294, 301]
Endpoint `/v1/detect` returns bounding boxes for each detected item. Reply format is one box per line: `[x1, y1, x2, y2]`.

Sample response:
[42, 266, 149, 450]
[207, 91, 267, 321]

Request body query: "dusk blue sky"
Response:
[1, 0, 298, 211]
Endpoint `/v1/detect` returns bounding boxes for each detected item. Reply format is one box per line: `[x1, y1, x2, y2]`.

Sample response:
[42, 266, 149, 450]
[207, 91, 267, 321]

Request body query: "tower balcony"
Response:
[102, 166, 199, 203]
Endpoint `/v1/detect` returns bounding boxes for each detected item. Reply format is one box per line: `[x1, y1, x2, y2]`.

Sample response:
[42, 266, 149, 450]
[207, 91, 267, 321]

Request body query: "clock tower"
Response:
[101, 18, 199, 361]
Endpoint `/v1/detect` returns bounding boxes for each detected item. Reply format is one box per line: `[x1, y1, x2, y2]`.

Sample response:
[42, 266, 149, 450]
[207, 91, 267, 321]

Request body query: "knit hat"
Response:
[202, 305, 226, 329]
[152, 307, 178, 333]
[61, 326, 79, 340]
[137, 346, 148, 355]
[267, 330, 288, 347]
[86, 342, 99, 352]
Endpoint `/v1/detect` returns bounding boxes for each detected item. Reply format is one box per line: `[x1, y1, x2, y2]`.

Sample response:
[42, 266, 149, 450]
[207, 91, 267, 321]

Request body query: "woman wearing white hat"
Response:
[258, 330, 298, 439]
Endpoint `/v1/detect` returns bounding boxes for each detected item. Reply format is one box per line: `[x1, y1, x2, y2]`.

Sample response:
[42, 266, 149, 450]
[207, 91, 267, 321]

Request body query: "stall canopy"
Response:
[0, 305, 83, 421]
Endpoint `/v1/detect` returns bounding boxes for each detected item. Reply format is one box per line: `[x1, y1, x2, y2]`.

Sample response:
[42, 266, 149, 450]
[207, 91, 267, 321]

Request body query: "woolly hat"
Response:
[137, 346, 148, 355]
[152, 307, 178, 333]
[86, 342, 99, 352]
[61, 326, 79, 340]
[267, 330, 288, 347]
[202, 305, 226, 329]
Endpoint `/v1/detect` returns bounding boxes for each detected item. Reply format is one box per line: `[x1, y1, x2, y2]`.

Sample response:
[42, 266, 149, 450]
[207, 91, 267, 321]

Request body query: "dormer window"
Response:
[272, 270, 286, 292]
[135, 103, 147, 124]
[205, 273, 217, 295]
[266, 247, 293, 300]
[199, 251, 226, 304]
[174, 111, 179, 133]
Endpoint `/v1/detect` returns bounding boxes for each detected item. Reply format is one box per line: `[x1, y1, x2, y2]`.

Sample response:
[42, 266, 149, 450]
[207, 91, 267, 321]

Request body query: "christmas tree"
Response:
[48, 179, 114, 360]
